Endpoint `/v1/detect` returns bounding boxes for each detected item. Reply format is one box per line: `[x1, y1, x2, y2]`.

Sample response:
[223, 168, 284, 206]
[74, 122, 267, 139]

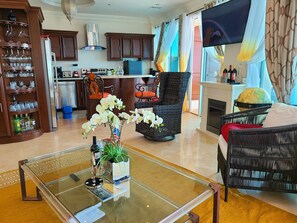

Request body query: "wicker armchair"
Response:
[217, 106, 297, 201]
[134, 72, 191, 141]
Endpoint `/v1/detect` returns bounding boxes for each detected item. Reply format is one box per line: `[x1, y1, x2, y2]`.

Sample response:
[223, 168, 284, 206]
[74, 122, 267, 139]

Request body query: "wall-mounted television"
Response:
[202, 0, 251, 47]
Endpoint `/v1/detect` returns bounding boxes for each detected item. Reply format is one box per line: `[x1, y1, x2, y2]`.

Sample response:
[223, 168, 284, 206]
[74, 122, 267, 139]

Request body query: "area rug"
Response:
[1, 176, 297, 223]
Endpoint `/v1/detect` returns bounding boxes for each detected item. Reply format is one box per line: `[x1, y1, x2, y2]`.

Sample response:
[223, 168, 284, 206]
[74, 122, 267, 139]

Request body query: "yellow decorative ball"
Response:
[237, 88, 271, 111]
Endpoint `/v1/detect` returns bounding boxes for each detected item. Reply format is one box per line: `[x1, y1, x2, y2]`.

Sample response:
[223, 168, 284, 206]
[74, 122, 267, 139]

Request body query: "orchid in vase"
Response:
[82, 95, 163, 168]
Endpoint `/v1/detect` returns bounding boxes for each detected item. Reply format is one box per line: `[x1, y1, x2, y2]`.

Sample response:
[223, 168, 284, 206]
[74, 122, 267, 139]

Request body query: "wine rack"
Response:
[0, 4, 44, 144]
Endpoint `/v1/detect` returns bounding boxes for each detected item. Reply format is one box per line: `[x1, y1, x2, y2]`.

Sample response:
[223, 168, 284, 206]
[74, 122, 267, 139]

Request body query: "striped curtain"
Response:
[265, 0, 297, 103]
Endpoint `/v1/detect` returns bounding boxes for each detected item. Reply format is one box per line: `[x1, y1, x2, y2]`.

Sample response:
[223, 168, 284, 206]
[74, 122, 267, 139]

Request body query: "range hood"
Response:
[81, 24, 106, 50]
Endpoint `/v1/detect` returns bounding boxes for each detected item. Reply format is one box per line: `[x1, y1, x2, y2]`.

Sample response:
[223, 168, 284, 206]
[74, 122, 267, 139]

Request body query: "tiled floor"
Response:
[0, 110, 296, 216]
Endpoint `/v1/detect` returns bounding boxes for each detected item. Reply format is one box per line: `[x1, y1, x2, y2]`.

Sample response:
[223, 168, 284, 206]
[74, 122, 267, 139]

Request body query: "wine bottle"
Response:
[30, 115, 36, 130]
[221, 68, 228, 83]
[91, 136, 101, 166]
[24, 113, 30, 131]
[13, 115, 21, 133]
[228, 65, 233, 83]
[8, 10, 16, 21]
[19, 114, 25, 132]
[232, 67, 237, 82]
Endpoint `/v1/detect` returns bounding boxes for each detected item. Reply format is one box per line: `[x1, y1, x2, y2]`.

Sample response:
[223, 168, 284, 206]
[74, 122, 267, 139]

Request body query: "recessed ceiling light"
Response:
[150, 6, 162, 9]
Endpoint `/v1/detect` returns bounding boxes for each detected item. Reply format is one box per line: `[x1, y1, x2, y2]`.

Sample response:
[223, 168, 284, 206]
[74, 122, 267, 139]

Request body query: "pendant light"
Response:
[42, 0, 95, 24]
[61, 0, 77, 24]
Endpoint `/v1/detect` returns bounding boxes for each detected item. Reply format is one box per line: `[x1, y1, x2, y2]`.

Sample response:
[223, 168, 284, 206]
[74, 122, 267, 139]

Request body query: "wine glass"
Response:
[18, 24, 28, 37]
[5, 23, 15, 37]
[5, 24, 11, 36]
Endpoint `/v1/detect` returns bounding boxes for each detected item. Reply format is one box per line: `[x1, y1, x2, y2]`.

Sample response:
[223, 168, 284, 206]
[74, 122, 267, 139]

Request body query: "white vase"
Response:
[104, 158, 130, 183]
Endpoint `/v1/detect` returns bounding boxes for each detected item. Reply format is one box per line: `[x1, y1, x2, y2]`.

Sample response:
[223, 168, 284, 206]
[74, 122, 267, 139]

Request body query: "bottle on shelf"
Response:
[232, 67, 238, 82]
[8, 9, 17, 21]
[228, 65, 233, 84]
[222, 68, 228, 83]
[24, 113, 30, 131]
[30, 115, 36, 130]
[19, 114, 26, 132]
[13, 115, 21, 134]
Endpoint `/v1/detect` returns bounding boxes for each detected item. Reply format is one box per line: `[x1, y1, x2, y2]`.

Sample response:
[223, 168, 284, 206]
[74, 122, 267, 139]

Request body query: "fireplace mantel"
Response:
[199, 81, 246, 137]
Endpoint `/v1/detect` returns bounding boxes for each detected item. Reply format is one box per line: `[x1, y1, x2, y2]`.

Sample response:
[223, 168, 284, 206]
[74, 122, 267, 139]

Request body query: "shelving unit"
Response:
[0, 1, 47, 144]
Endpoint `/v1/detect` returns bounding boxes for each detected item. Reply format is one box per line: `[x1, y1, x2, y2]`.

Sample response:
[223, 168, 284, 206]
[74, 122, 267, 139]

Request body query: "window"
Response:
[203, 47, 222, 82]
[168, 34, 179, 72]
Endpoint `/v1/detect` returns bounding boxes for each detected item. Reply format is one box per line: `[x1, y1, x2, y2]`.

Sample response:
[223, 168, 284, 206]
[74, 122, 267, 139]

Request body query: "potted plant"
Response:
[82, 95, 163, 183]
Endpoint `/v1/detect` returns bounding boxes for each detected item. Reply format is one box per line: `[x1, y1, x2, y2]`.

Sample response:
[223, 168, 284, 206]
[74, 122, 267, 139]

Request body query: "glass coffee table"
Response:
[19, 144, 220, 223]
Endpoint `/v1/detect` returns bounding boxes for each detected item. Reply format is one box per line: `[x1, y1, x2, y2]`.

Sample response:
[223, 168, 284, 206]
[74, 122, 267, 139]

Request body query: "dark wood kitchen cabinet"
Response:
[43, 29, 78, 61]
[122, 37, 141, 58]
[142, 36, 154, 60]
[106, 35, 122, 61]
[105, 33, 154, 61]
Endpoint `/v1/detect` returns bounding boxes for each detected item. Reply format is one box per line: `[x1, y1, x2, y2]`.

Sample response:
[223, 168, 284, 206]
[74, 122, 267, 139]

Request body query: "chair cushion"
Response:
[221, 123, 262, 141]
[135, 91, 156, 99]
[262, 103, 297, 128]
[89, 92, 110, 100]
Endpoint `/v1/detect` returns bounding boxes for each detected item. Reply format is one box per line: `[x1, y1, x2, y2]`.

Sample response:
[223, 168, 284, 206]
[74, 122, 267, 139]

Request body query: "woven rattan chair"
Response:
[83, 74, 114, 120]
[134, 72, 191, 141]
[217, 106, 297, 201]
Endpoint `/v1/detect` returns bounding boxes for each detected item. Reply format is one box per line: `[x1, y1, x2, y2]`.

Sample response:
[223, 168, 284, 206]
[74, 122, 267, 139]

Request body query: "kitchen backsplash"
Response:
[56, 51, 152, 76]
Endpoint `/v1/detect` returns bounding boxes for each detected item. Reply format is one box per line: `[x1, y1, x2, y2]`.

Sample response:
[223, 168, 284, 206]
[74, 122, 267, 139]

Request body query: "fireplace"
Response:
[207, 99, 226, 135]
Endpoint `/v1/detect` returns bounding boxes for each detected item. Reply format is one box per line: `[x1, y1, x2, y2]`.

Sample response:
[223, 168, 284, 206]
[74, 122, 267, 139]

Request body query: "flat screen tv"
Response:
[202, 0, 251, 47]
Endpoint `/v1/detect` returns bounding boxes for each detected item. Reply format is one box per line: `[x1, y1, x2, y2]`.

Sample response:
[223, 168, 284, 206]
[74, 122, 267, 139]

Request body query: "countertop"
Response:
[57, 75, 154, 81]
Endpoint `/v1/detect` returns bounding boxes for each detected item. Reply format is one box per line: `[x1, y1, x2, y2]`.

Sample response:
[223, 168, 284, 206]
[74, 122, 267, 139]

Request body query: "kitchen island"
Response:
[58, 75, 155, 119]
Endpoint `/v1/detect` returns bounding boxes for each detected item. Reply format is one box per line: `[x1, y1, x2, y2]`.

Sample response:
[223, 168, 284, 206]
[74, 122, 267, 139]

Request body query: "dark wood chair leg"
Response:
[224, 186, 228, 202]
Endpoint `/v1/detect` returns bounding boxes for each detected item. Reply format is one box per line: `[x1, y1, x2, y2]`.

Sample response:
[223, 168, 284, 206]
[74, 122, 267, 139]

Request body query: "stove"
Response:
[81, 68, 107, 76]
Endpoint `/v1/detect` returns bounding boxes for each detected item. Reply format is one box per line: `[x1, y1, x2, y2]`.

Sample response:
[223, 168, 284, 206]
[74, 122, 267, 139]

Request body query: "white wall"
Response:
[42, 11, 153, 73]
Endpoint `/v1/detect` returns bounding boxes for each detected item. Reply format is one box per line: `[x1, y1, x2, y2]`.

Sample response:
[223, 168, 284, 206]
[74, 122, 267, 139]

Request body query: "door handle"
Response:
[0, 103, 3, 112]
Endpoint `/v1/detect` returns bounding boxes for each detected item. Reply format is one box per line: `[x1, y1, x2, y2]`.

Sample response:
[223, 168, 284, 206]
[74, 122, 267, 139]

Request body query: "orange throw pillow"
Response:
[135, 91, 156, 99]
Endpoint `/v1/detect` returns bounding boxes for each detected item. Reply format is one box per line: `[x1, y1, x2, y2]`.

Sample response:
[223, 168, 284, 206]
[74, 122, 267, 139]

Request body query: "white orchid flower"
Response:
[82, 95, 163, 138]
[99, 97, 109, 110]
[105, 95, 117, 110]
[115, 98, 124, 109]
[99, 111, 109, 124]
[96, 104, 106, 114]
[119, 112, 130, 120]
[82, 121, 92, 132]
[91, 113, 103, 125]
[131, 112, 143, 124]
[150, 116, 163, 128]
[142, 110, 155, 123]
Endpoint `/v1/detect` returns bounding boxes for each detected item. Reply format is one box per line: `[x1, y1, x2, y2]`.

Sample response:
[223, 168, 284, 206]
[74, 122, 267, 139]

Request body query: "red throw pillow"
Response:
[221, 123, 262, 141]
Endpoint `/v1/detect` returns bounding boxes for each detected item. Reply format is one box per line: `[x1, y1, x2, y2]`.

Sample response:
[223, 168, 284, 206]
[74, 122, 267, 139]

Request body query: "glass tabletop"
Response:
[20, 144, 213, 223]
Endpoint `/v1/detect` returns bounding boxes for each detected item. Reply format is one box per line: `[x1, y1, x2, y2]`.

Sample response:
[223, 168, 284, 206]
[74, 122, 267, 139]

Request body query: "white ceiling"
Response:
[28, 0, 204, 18]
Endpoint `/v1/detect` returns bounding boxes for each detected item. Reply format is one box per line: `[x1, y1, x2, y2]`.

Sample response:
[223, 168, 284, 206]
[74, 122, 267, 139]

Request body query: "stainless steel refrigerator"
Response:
[41, 37, 58, 130]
